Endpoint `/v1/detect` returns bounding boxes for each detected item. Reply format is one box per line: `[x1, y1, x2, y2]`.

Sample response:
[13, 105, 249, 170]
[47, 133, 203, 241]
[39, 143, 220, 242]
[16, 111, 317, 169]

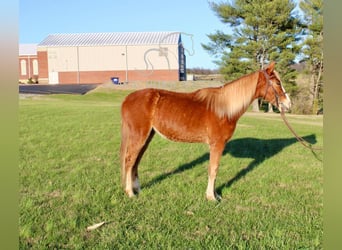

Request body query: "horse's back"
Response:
[121, 88, 193, 116]
[122, 88, 158, 116]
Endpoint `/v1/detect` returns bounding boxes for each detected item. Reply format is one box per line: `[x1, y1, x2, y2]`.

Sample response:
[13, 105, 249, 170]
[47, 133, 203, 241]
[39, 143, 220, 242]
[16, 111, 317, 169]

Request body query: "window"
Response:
[33, 59, 38, 75]
[21, 59, 27, 75]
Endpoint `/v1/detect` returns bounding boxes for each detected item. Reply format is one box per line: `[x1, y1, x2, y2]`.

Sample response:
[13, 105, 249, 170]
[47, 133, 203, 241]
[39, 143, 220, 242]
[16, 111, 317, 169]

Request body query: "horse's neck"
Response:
[218, 72, 259, 119]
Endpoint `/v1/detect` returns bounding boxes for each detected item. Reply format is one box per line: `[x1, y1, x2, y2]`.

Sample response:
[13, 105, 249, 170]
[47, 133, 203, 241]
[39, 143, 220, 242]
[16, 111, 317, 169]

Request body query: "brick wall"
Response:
[37, 51, 48, 83]
[57, 69, 179, 84]
[19, 55, 39, 82]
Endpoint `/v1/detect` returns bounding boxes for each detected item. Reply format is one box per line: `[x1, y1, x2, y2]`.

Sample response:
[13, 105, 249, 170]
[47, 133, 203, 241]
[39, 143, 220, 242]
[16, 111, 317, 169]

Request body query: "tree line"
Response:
[187, 67, 220, 75]
[202, 0, 323, 114]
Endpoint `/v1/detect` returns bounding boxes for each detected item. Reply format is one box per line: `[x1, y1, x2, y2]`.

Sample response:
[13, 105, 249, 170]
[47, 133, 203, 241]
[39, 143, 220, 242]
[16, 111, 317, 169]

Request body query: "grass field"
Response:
[19, 89, 323, 249]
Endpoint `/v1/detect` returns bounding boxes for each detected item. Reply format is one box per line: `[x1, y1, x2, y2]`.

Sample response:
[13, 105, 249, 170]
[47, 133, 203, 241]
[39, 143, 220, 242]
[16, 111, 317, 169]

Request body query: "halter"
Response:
[260, 69, 280, 109]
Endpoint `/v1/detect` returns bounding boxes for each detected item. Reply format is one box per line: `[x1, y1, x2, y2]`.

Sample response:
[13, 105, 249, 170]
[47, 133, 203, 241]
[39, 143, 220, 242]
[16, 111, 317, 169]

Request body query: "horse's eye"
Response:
[273, 80, 281, 86]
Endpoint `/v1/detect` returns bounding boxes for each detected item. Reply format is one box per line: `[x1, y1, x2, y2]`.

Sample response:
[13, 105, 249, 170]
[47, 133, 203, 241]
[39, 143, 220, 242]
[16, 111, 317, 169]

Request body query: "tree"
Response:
[299, 0, 323, 114]
[203, 0, 303, 112]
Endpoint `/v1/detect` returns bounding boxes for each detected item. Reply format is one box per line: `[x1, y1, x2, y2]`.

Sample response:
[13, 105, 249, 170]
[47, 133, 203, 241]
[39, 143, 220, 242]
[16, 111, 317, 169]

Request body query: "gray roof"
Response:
[38, 31, 181, 47]
[19, 44, 37, 55]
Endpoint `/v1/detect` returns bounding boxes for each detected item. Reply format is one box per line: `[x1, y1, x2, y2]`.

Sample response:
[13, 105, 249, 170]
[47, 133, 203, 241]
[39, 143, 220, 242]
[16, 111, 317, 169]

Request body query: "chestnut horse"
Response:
[120, 62, 291, 201]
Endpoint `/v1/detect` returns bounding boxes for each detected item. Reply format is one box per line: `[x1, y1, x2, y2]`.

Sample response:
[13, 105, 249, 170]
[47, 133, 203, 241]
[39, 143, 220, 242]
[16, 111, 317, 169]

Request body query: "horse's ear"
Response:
[265, 61, 276, 74]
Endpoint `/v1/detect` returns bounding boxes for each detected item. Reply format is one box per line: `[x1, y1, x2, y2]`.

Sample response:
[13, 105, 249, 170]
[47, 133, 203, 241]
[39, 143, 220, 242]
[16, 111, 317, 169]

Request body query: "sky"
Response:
[19, 0, 229, 69]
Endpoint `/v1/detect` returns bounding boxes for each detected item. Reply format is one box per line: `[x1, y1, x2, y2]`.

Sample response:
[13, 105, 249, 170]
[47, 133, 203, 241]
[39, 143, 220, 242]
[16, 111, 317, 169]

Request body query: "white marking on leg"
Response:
[125, 170, 134, 197]
[206, 176, 216, 200]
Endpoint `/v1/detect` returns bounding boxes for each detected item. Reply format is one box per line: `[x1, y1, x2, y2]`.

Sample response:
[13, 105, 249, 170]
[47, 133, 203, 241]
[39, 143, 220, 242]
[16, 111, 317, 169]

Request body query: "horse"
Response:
[120, 62, 291, 201]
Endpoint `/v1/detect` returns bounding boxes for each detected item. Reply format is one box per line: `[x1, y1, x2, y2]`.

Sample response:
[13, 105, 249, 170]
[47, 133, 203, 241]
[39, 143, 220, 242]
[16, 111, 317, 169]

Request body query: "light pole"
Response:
[121, 45, 128, 83]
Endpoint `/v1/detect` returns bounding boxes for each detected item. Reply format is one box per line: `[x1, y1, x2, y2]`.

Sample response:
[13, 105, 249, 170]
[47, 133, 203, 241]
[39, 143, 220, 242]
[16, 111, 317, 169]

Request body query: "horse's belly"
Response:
[152, 118, 208, 143]
[151, 91, 211, 143]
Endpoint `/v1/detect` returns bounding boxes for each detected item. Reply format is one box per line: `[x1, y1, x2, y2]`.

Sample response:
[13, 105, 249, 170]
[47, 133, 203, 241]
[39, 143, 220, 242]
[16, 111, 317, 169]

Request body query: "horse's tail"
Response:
[120, 117, 129, 188]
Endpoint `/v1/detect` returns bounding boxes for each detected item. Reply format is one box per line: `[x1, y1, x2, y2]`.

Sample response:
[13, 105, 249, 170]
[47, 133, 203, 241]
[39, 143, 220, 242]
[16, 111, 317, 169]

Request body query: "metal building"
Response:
[37, 31, 186, 84]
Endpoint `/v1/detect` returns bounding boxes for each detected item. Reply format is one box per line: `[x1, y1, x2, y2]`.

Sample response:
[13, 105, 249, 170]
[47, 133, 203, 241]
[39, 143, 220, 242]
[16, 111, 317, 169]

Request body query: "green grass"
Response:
[19, 90, 323, 249]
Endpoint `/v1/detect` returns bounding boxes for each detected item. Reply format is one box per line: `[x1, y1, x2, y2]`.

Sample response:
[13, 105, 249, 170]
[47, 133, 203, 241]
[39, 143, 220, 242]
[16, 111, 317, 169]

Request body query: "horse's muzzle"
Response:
[279, 100, 291, 112]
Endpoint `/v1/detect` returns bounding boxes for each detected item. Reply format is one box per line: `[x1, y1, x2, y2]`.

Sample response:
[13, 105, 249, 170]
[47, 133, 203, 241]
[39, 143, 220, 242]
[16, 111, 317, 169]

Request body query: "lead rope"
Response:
[280, 109, 323, 151]
[261, 69, 322, 151]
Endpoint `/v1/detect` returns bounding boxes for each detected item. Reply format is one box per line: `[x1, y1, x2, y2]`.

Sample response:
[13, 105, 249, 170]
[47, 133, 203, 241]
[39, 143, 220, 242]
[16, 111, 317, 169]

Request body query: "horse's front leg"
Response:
[206, 142, 225, 201]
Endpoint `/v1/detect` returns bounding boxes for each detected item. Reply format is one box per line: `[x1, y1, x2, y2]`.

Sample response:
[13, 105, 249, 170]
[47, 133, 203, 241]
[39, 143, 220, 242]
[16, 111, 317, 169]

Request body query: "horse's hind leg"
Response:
[132, 130, 155, 194]
[123, 129, 154, 197]
[121, 89, 159, 197]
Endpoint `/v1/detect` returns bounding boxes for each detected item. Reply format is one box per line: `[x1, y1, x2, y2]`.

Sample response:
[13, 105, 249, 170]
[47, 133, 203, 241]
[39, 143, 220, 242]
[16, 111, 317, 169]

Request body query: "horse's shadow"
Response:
[143, 134, 317, 193]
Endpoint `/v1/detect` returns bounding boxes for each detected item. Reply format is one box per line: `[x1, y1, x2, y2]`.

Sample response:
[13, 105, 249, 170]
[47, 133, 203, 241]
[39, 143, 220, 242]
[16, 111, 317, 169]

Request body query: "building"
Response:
[19, 44, 39, 83]
[36, 31, 186, 84]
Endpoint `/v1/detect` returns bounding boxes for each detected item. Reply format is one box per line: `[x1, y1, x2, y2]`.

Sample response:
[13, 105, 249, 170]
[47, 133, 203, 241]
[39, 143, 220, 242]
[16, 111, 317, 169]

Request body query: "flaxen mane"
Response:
[194, 71, 259, 120]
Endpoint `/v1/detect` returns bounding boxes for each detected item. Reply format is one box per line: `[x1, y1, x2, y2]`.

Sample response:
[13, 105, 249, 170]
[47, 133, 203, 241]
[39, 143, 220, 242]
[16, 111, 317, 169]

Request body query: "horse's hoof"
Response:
[125, 190, 136, 198]
[206, 193, 222, 202]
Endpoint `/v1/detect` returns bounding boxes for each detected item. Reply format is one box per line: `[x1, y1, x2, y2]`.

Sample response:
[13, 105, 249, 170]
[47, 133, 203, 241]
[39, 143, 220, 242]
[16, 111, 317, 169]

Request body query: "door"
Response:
[48, 72, 59, 84]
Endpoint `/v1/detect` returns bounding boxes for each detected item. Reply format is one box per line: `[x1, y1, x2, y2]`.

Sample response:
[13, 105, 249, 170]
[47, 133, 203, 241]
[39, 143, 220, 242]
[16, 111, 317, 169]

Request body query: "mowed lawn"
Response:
[19, 90, 323, 249]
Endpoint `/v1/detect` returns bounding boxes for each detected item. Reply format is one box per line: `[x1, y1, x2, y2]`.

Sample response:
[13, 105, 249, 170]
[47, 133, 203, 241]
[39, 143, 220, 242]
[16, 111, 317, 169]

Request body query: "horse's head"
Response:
[257, 62, 291, 112]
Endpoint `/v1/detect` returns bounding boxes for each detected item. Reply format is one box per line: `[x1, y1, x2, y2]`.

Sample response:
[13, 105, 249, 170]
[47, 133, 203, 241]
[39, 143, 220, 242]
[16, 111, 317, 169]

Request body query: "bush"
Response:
[27, 76, 39, 84]
[290, 86, 313, 114]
